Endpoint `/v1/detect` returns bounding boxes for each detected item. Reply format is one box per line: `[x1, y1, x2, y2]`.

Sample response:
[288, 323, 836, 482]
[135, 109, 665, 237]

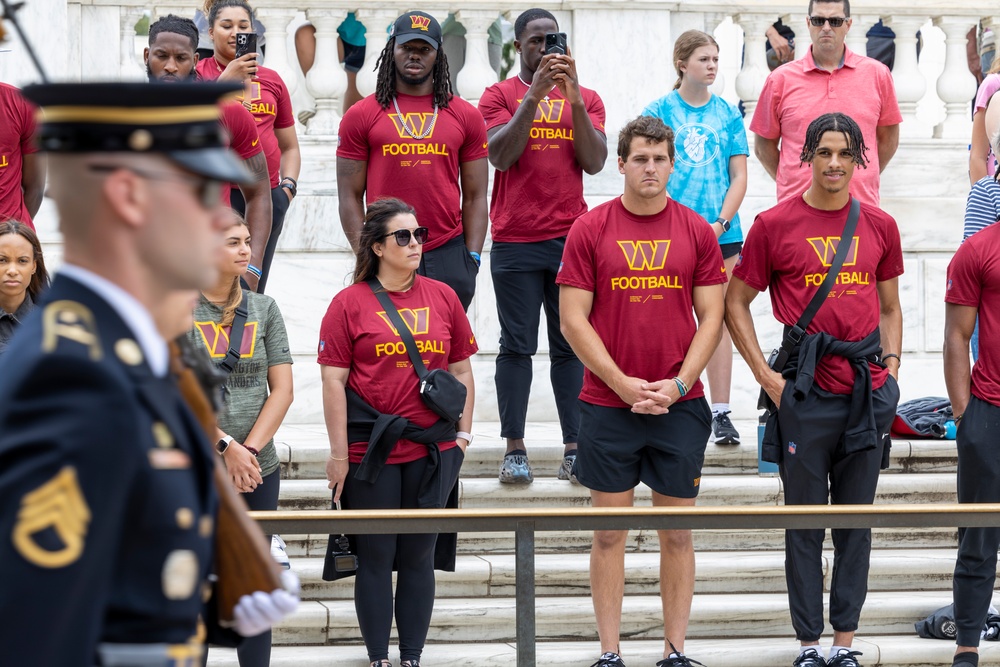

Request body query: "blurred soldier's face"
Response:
[145, 32, 198, 82]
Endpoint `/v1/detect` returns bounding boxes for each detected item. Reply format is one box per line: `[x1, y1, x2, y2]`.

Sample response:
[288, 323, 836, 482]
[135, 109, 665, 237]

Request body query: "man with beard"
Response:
[337, 10, 488, 311]
[726, 112, 903, 667]
[145, 14, 272, 292]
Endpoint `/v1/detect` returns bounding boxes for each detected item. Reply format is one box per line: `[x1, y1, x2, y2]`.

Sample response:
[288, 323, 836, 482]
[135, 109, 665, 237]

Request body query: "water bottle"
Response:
[944, 419, 957, 440]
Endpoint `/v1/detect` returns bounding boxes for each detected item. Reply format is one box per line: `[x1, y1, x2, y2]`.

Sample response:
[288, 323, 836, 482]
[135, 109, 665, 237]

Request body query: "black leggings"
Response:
[344, 449, 463, 663]
[204, 468, 281, 667]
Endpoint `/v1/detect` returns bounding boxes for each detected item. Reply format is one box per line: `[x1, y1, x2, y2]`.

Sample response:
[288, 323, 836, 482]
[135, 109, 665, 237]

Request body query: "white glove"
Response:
[232, 570, 301, 637]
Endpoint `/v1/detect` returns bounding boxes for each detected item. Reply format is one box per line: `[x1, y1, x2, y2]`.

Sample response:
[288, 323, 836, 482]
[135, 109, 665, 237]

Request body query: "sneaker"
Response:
[557, 451, 579, 484]
[711, 410, 741, 445]
[793, 649, 827, 667]
[827, 650, 863, 667]
[270, 534, 290, 570]
[590, 652, 626, 667]
[657, 653, 705, 666]
[499, 450, 533, 484]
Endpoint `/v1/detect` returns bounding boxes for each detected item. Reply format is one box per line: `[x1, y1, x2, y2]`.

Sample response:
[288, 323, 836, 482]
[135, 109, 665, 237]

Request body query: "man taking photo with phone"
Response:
[478, 8, 607, 485]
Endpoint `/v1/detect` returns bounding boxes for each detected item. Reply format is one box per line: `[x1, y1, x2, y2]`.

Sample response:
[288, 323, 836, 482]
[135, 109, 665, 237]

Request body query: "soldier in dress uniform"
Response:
[0, 82, 297, 667]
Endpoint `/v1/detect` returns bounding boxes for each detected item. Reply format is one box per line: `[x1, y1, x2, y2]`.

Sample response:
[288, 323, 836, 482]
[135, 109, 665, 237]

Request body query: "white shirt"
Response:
[58, 264, 169, 377]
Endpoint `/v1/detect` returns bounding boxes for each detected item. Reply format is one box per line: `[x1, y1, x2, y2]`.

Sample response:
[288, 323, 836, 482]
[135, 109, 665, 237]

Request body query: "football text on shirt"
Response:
[611, 240, 683, 292]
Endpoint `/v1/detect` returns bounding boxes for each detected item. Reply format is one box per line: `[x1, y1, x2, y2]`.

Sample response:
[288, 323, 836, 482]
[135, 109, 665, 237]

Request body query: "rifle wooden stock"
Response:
[169, 339, 282, 623]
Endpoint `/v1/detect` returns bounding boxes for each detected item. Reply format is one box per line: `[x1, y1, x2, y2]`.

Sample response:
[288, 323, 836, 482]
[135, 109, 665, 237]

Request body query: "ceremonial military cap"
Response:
[22, 81, 251, 184]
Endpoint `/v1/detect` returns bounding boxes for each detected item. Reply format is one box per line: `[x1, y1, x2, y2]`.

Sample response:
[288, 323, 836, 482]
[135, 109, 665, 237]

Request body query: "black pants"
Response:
[417, 236, 479, 312]
[204, 468, 281, 667]
[491, 239, 582, 443]
[343, 447, 464, 663]
[776, 377, 899, 641]
[954, 395, 1000, 647]
[231, 186, 291, 294]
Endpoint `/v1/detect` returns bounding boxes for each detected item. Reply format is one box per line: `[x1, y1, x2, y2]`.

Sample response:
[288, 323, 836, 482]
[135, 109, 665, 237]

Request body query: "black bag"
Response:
[915, 603, 1000, 640]
[759, 198, 861, 463]
[368, 279, 467, 423]
[321, 496, 359, 581]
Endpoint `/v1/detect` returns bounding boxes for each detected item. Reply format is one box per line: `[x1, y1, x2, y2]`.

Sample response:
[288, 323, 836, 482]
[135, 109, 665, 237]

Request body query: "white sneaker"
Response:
[271, 534, 290, 570]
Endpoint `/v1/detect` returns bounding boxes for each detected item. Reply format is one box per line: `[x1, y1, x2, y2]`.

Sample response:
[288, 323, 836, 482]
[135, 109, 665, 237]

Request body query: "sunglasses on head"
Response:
[809, 16, 848, 27]
[383, 227, 430, 246]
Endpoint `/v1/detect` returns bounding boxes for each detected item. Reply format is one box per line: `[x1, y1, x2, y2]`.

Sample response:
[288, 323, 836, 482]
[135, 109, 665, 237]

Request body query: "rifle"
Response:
[170, 337, 282, 623]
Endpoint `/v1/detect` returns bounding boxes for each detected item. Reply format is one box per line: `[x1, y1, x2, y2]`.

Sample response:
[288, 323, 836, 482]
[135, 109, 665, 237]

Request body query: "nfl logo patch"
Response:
[319, 340, 325, 352]
[787, 441, 797, 455]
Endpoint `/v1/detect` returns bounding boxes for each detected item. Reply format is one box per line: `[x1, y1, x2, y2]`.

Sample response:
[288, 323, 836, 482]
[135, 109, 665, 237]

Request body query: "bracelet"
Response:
[673, 376, 688, 397]
[955, 413, 964, 424]
[242, 444, 260, 456]
[468, 250, 481, 267]
[246, 264, 263, 278]
[882, 353, 901, 365]
[329, 453, 349, 461]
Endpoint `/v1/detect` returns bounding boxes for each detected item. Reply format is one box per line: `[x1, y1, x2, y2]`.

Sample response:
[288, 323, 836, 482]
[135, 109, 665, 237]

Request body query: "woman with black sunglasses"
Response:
[318, 197, 476, 667]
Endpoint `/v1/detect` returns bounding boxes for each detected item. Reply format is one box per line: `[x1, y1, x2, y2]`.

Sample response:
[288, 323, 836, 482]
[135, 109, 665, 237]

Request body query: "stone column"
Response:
[734, 13, 775, 125]
[885, 15, 927, 138]
[354, 8, 397, 98]
[256, 7, 299, 99]
[933, 15, 978, 139]
[304, 7, 348, 136]
[120, 5, 146, 80]
[455, 9, 499, 105]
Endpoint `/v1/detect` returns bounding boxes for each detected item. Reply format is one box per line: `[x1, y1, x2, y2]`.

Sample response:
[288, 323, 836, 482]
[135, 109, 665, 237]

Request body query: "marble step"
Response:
[274, 473, 958, 512]
[275, 423, 961, 480]
[266, 590, 961, 645]
[208, 636, 1000, 667]
[291, 549, 966, 601]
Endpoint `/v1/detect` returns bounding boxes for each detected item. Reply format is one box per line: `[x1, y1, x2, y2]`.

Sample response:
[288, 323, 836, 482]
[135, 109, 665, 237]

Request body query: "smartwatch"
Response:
[280, 177, 297, 198]
[216, 435, 234, 455]
[714, 217, 731, 233]
[456, 431, 474, 445]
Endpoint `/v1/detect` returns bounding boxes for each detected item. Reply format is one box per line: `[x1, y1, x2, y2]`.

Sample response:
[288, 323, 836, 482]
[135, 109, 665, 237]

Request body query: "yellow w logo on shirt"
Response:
[377, 307, 431, 336]
[389, 112, 437, 139]
[617, 240, 671, 272]
[806, 236, 859, 268]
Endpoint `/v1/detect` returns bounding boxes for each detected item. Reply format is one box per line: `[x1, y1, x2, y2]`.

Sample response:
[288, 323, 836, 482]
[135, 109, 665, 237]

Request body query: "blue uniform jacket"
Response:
[0, 275, 220, 665]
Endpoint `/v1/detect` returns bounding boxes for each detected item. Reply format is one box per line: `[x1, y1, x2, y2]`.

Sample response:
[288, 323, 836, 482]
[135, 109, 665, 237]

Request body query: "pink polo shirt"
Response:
[750, 46, 901, 206]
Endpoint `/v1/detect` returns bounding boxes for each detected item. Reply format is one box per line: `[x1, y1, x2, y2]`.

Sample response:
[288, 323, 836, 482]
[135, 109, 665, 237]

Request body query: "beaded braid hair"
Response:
[373, 36, 453, 110]
[799, 112, 869, 168]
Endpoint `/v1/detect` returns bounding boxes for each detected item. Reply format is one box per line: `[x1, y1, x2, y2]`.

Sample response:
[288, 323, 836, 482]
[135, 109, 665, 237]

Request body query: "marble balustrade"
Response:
[0, 0, 988, 423]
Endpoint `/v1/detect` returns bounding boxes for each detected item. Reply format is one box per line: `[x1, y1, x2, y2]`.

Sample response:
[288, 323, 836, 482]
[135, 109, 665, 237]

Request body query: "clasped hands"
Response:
[613, 375, 683, 415]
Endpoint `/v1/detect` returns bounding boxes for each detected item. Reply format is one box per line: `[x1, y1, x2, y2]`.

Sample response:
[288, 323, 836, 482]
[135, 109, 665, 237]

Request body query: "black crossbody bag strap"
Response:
[217, 291, 250, 376]
[772, 197, 861, 371]
[368, 279, 429, 380]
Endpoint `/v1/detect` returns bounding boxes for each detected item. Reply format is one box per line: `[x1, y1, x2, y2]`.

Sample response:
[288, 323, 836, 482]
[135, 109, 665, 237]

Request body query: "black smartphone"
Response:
[235, 32, 258, 59]
[544, 32, 567, 55]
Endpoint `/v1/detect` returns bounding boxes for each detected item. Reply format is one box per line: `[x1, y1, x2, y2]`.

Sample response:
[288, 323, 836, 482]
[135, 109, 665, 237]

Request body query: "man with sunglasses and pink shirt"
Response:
[751, 0, 901, 206]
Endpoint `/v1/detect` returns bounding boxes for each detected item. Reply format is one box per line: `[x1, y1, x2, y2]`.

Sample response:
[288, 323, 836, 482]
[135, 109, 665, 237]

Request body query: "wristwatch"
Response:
[714, 217, 731, 233]
[216, 435, 234, 455]
[280, 177, 297, 198]
[456, 431, 474, 445]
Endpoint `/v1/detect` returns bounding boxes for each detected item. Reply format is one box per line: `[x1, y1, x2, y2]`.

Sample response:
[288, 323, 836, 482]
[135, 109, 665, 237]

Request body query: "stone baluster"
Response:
[256, 7, 299, 99]
[846, 14, 878, 57]
[933, 15, 979, 139]
[705, 12, 727, 95]
[354, 8, 398, 98]
[734, 13, 775, 125]
[885, 15, 928, 138]
[455, 9, 499, 105]
[303, 7, 348, 136]
[120, 5, 146, 80]
[781, 13, 810, 61]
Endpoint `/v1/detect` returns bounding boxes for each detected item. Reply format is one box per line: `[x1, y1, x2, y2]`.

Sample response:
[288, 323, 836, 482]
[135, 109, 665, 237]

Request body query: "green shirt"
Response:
[188, 291, 292, 477]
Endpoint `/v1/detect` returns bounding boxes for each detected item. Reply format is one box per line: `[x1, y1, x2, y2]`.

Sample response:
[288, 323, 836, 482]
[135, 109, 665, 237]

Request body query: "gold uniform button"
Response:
[152, 422, 174, 449]
[114, 339, 144, 366]
[176, 508, 194, 530]
[198, 515, 213, 538]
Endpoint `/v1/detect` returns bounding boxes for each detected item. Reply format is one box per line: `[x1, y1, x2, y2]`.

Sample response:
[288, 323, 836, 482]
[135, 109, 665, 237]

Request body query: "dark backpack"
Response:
[916, 603, 1000, 640]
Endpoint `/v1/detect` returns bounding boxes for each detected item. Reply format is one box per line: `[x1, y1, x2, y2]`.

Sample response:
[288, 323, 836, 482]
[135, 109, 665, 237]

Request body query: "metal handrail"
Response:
[249, 504, 1000, 667]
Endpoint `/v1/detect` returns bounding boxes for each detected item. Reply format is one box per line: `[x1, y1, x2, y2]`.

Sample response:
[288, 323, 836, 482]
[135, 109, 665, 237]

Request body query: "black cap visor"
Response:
[168, 147, 253, 185]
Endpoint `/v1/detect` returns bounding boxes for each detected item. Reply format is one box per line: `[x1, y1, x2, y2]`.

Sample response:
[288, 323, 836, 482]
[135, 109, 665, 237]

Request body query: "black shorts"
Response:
[343, 42, 365, 73]
[720, 242, 743, 259]
[574, 398, 711, 498]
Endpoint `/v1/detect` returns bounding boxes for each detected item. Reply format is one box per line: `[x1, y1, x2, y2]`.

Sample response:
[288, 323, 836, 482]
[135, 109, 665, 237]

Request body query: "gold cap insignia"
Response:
[410, 15, 431, 31]
[162, 549, 199, 600]
[152, 421, 174, 449]
[128, 129, 154, 151]
[12, 467, 92, 568]
[115, 339, 144, 366]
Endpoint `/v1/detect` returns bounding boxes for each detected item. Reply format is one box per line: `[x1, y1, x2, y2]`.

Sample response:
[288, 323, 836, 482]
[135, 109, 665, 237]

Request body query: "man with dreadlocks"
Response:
[726, 112, 903, 667]
[750, 0, 901, 206]
[337, 10, 488, 312]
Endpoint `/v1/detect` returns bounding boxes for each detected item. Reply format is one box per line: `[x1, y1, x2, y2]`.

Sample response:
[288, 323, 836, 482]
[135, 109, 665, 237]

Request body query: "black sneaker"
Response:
[656, 652, 706, 666]
[711, 410, 740, 445]
[827, 650, 863, 667]
[590, 652, 626, 667]
[793, 648, 827, 667]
